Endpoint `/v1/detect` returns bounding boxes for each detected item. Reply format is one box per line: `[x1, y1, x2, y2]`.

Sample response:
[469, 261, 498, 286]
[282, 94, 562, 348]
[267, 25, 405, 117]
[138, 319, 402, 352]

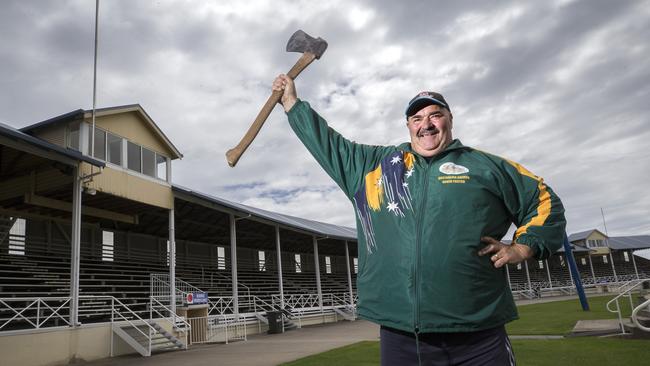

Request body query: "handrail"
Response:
[148, 296, 190, 350]
[149, 296, 191, 331]
[605, 279, 650, 334]
[80, 295, 158, 356]
[631, 297, 650, 332]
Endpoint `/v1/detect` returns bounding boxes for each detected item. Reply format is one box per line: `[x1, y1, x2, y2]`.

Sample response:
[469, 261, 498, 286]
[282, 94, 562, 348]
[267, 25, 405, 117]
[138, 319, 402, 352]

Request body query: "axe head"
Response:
[286, 30, 328, 59]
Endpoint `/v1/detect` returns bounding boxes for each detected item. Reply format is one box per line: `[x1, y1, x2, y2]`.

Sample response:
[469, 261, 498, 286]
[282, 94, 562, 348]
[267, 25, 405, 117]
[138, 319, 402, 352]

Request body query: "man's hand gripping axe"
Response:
[225, 30, 328, 167]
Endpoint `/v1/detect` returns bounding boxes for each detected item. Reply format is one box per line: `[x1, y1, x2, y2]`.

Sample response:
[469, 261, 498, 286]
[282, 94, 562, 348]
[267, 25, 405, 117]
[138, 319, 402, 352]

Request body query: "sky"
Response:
[1, 0, 649, 237]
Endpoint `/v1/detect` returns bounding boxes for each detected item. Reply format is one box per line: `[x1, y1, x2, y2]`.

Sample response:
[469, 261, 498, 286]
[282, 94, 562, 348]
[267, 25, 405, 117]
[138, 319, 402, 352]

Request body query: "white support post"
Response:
[505, 264, 511, 289]
[344, 241, 354, 307]
[609, 251, 618, 282]
[275, 226, 284, 309]
[313, 237, 323, 312]
[69, 167, 82, 326]
[588, 254, 596, 283]
[524, 260, 532, 293]
[169, 208, 176, 316]
[230, 214, 239, 319]
[631, 250, 640, 280]
[545, 259, 553, 288]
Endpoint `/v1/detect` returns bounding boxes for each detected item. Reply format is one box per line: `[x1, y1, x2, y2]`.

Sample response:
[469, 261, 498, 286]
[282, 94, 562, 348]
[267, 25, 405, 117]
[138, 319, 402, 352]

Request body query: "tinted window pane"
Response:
[107, 133, 122, 165]
[127, 142, 141, 172]
[68, 123, 80, 150]
[93, 128, 106, 160]
[156, 154, 167, 180]
[142, 148, 156, 177]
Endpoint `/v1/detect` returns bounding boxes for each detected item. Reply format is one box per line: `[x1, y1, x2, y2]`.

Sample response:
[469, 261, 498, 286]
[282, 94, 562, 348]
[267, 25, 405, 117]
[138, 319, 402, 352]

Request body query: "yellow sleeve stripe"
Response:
[506, 159, 552, 240]
[515, 180, 552, 239]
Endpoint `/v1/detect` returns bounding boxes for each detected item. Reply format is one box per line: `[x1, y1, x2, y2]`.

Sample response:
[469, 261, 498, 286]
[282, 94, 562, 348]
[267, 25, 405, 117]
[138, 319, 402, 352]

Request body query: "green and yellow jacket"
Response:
[287, 100, 566, 333]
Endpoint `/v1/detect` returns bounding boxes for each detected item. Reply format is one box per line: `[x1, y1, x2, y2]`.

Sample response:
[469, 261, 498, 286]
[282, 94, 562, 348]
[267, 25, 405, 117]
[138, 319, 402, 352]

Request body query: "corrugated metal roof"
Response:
[608, 235, 650, 250]
[172, 185, 357, 241]
[0, 121, 105, 167]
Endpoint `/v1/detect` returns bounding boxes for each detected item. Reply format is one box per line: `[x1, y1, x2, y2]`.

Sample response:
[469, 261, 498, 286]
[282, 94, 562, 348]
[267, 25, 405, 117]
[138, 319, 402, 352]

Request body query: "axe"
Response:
[226, 30, 328, 167]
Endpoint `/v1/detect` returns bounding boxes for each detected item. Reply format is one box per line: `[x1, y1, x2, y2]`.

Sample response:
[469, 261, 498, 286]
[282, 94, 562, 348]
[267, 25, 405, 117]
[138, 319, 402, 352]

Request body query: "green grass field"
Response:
[281, 295, 650, 366]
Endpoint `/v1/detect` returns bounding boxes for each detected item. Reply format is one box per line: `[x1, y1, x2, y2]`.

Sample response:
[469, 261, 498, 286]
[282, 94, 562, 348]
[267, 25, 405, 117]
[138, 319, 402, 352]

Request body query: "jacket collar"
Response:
[398, 139, 469, 158]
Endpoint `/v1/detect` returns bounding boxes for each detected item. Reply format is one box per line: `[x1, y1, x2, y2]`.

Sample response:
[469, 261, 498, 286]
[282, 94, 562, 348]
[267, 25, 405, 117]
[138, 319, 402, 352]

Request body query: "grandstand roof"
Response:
[0, 121, 105, 167]
[607, 235, 650, 250]
[20, 104, 183, 160]
[568, 229, 607, 242]
[172, 185, 357, 241]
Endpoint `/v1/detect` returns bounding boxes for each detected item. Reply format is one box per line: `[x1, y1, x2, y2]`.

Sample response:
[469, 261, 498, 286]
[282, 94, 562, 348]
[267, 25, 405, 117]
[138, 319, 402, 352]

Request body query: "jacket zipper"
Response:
[414, 158, 432, 333]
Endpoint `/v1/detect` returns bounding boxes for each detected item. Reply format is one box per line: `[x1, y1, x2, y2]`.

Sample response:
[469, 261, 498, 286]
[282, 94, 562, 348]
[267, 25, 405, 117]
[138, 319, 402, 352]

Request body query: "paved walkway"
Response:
[81, 320, 379, 366]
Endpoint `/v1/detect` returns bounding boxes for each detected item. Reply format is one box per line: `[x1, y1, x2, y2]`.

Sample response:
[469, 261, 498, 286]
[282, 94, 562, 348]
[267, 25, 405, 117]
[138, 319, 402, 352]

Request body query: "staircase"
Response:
[113, 321, 186, 356]
[333, 305, 357, 321]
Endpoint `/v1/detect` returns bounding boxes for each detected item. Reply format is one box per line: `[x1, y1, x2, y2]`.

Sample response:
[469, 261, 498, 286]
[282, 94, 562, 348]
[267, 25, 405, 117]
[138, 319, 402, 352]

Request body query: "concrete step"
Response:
[570, 319, 628, 337]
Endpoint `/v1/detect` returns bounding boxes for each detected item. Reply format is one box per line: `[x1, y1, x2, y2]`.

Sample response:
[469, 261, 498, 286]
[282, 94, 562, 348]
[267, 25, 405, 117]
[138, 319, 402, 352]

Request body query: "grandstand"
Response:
[1, 106, 650, 366]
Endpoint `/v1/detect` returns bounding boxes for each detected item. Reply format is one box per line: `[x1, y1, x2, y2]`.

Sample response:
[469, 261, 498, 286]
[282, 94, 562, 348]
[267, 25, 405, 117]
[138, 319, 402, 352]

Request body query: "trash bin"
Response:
[267, 311, 283, 334]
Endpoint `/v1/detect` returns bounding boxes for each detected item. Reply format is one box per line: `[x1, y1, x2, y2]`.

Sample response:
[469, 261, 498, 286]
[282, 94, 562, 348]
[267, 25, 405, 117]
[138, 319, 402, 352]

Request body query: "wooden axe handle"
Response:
[226, 52, 318, 167]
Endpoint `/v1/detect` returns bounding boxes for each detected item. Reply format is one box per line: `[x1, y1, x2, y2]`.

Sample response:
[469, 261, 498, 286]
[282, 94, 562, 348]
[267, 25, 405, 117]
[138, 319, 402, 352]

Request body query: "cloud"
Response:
[1, 0, 649, 237]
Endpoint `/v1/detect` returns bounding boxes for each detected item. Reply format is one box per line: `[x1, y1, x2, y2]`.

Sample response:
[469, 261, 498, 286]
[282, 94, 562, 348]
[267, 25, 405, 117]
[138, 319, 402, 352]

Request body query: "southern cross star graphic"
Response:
[405, 168, 414, 178]
[390, 156, 402, 165]
[387, 201, 399, 213]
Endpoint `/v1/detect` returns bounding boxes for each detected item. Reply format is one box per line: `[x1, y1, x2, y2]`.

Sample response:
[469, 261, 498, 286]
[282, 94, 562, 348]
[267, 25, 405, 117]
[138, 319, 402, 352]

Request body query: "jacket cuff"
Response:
[514, 235, 548, 260]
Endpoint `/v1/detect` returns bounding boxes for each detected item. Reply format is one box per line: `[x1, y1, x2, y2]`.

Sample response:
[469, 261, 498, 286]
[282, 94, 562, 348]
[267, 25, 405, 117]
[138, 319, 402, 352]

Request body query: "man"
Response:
[272, 75, 566, 365]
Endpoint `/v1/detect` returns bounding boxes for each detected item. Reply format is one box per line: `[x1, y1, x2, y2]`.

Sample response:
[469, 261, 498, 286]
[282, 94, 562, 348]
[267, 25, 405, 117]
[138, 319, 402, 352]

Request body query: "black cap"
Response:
[405, 91, 451, 118]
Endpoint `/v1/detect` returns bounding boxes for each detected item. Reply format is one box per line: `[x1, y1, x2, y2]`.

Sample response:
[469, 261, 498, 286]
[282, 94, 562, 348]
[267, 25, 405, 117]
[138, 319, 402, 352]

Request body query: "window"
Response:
[623, 251, 630, 262]
[258, 251, 266, 271]
[127, 141, 141, 172]
[603, 255, 608, 264]
[156, 154, 167, 180]
[325, 256, 332, 274]
[295, 254, 302, 273]
[538, 260, 544, 269]
[102, 231, 114, 262]
[68, 122, 80, 151]
[217, 247, 226, 270]
[107, 132, 122, 165]
[353, 257, 358, 274]
[91, 128, 106, 160]
[587, 239, 605, 248]
[581, 257, 587, 266]
[142, 148, 156, 177]
[8, 218, 26, 256]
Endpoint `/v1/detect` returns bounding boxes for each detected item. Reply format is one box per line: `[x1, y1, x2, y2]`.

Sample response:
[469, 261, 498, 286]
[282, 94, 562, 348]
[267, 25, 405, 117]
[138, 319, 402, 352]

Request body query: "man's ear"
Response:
[449, 113, 454, 129]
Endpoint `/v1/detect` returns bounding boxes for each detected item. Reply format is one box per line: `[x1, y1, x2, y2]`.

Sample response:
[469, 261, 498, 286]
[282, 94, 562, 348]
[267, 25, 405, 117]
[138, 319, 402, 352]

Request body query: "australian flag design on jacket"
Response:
[353, 151, 416, 254]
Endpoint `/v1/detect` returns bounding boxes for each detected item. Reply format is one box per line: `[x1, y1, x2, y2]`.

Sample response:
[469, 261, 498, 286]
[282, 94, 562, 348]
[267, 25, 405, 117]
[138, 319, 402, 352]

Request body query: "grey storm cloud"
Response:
[1, 0, 649, 236]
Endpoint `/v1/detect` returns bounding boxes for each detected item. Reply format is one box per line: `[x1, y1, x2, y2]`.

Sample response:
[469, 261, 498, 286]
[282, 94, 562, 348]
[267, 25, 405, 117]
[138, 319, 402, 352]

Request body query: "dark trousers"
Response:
[380, 325, 515, 366]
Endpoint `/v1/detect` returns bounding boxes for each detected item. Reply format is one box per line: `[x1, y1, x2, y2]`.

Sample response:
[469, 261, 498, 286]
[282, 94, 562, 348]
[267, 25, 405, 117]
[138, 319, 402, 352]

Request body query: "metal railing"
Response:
[606, 279, 650, 333]
[631, 297, 650, 332]
[188, 314, 247, 344]
[0, 297, 71, 331]
[150, 273, 206, 306]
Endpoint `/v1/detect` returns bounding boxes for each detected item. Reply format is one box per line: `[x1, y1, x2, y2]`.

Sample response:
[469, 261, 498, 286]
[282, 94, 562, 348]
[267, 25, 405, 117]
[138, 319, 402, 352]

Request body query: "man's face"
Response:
[406, 104, 453, 157]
